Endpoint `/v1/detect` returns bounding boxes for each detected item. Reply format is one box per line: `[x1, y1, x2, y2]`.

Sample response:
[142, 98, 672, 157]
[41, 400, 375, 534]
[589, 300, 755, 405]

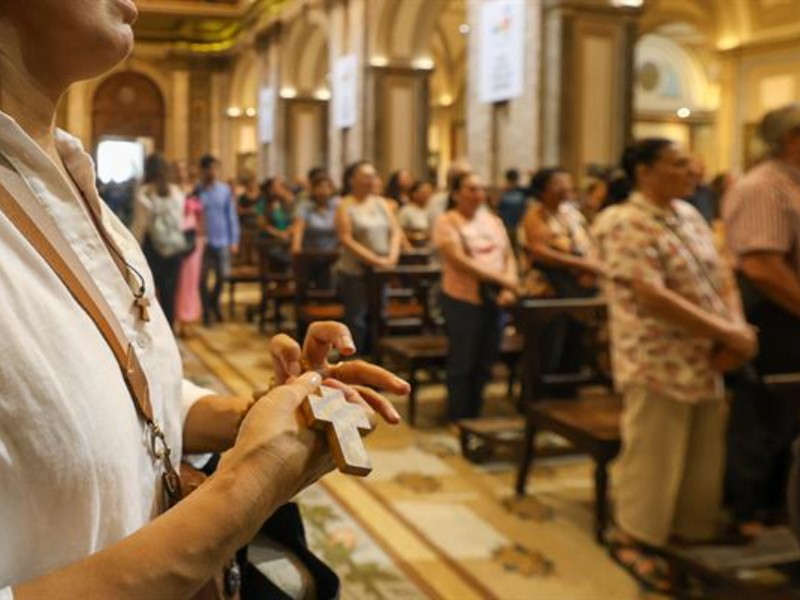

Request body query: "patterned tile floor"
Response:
[180, 316, 649, 599]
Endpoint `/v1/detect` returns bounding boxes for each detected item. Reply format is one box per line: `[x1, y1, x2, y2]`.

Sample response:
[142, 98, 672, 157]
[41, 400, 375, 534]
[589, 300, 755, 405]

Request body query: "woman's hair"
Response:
[260, 177, 276, 198]
[529, 167, 567, 199]
[310, 172, 333, 191]
[450, 171, 473, 194]
[341, 160, 371, 195]
[386, 170, 408, 203]
[620, 138, 674, 185]
[144, 153, 171, 197]
[447, 171, 474, 210]
[409, 180, 431, 196]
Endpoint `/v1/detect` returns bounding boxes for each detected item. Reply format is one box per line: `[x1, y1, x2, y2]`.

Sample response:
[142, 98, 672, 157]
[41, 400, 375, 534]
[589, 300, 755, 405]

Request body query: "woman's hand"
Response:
[719, 323, 758, 361]
[710, 346, 751, 373]
[269, 321, 408, 424]
[229, 371, 336, 502]
[497, 288, 517, 307]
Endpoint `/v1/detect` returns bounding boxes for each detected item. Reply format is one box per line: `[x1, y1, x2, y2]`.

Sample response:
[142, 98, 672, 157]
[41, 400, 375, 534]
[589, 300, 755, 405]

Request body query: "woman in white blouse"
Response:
[0, 2, 407, 598]
[131, 153, 187, 326]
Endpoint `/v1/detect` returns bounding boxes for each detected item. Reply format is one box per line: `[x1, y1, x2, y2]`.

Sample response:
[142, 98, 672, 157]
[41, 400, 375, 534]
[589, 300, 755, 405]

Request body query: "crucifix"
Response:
[134, 295, 151, 322]
[301, 385, 373, 477]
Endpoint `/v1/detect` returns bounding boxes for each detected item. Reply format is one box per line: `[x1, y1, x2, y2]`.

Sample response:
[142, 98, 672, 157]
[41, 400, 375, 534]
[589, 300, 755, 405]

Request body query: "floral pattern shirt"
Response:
[591, 193, 732, 402]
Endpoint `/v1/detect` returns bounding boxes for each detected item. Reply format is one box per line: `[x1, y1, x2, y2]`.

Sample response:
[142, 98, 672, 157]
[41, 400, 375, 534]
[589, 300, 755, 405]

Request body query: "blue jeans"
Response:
[441, 293, 502, 422]
[201, 245, 231, 321]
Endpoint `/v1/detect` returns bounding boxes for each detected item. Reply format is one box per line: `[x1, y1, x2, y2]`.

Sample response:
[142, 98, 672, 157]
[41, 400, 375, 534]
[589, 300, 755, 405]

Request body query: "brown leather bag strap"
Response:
[0, 171, 155, 423]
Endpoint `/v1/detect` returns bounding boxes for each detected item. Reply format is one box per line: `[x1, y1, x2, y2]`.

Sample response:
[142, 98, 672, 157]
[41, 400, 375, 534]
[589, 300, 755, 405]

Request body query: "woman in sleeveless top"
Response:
[334, 161, 403, 353]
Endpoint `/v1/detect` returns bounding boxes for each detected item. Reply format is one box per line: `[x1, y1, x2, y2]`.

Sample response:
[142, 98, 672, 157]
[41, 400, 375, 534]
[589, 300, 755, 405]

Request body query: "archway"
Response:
[92, 71, 165, 151]
[633, 23, 718, 168]
[280, 9, 330, 181]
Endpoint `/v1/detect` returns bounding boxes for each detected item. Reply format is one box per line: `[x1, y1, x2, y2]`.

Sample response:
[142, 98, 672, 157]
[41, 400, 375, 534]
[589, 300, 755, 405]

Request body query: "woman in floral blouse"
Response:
[592, 138, 758, 593]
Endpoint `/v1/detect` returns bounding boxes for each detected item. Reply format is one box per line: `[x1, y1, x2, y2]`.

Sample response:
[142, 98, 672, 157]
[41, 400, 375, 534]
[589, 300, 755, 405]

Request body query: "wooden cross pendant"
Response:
[301, 385, 373, 477]
[135, 295, 151, 322]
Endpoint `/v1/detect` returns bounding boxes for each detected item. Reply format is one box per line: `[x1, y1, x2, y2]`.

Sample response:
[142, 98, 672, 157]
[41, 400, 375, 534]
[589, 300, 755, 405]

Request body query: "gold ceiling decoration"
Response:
[134, 0, 293, 52]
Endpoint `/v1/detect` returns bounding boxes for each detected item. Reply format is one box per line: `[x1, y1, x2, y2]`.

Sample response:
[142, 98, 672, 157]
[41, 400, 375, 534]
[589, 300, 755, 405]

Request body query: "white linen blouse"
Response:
[0, 113, 213, 595]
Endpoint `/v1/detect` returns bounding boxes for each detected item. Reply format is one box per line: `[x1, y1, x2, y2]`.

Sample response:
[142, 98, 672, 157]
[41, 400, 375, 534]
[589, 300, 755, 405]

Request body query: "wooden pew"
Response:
[379, 332, 523, 427]
[227, 229, 260, 318]
[254, 238, 294, 332]
[292, 250, 343, 340]
[367, 263, 441, 341]
[512, 297, 620, 543]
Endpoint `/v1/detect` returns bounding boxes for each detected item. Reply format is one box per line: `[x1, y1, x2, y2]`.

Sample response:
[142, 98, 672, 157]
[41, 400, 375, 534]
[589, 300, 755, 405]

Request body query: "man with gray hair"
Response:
[723, 102, 800, 538]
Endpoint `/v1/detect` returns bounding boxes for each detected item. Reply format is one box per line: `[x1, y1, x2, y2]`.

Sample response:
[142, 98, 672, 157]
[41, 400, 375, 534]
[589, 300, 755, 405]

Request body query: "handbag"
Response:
[0, 169, 238, 599]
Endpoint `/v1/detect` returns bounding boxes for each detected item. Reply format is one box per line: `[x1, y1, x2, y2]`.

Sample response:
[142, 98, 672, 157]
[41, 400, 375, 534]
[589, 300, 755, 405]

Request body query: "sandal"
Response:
[607, 531, 673, 596]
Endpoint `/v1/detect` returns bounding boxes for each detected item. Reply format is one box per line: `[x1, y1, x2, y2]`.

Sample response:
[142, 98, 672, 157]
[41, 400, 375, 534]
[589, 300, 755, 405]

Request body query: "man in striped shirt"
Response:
[723, 103, 800, 538]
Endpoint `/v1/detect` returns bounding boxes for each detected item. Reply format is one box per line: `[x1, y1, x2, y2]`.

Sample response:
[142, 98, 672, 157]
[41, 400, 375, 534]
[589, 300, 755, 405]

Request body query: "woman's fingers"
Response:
[269, 333, 303, 384]
[329, 360, 411, 396]
[302, 321, 357, 369]
[322, 379, 378, 429]
[352, 385, 401, 424]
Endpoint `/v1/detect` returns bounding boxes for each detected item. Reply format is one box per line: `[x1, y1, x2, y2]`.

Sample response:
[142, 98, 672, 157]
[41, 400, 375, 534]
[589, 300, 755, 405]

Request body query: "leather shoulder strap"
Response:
[0, 170, 155, 423]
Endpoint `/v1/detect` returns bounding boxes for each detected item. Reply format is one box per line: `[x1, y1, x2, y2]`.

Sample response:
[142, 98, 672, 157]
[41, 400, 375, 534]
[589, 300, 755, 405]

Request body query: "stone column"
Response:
[188, 67, 213, 166]
[328, 0, 369, 183]
[541, 0, 642, 175]
[169, 70, 190, 165]
[256, 27, 282, 179]
[368, 65, 430, 179]
[466, 0, 542, 185]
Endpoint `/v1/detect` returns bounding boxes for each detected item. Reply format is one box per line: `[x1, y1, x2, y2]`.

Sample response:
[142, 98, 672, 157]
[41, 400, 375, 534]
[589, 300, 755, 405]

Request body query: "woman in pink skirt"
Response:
[174, 193, 204, 337]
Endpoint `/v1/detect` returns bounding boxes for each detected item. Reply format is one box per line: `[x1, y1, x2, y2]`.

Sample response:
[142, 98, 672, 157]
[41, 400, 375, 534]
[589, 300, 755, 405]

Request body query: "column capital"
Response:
[544, 0, 645, 18]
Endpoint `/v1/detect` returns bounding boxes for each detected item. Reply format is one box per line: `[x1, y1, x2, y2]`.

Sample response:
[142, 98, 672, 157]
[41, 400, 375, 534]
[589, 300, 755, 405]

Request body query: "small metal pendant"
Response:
[224, 561, 242, 597]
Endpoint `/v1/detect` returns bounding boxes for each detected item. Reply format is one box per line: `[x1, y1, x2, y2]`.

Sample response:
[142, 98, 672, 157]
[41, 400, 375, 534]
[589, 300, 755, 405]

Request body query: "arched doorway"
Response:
[92, 71, 165, 152]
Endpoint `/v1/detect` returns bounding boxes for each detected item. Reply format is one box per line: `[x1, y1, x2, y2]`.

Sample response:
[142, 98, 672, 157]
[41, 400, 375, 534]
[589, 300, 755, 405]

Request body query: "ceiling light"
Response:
[280, 87, 297, 99]
[226, 106, 242, 118]
[459, 23, 470, 35]
[411, 57, 434, 70]
[677, 107, 691, 119]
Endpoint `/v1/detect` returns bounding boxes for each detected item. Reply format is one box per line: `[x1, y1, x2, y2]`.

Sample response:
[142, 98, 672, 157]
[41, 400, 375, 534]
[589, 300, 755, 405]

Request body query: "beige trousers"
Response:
[613, 386, 727, 547]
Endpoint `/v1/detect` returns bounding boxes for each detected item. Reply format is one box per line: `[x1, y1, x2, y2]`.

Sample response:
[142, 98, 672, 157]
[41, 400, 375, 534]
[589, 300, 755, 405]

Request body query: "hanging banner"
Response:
[333, 54, 358, 129]
[479, 0, 525, 104]
[258, 87, 275, 144]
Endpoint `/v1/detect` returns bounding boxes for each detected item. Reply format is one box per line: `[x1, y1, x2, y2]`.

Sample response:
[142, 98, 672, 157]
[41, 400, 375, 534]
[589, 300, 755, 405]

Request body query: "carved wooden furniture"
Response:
[378, 332, 523, 427]
[292, 250, 343, 340]
[513, 297, 620, 543]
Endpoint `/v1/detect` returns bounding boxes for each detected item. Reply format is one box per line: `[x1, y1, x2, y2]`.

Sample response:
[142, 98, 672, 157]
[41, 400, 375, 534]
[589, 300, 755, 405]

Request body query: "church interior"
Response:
[53, 0, 800, 598]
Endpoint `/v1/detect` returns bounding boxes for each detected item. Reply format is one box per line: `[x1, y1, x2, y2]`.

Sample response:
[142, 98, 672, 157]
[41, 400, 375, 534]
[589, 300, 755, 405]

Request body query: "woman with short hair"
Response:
[593, 138, 758, 593]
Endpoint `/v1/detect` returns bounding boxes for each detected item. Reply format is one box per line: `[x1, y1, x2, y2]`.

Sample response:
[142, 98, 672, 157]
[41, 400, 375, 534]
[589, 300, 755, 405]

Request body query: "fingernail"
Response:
[391, 405, 402, 422]
[338, 334, 356, 352]
[304, 371, 322, 387]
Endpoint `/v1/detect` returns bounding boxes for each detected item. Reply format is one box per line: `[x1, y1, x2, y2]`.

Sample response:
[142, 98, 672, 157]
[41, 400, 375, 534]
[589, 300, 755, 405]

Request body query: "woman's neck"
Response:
[352, 191, 369, 202]
[0, 41, 63, 164]
[639, 187, 672, 209]
[456, 205, 477, 220]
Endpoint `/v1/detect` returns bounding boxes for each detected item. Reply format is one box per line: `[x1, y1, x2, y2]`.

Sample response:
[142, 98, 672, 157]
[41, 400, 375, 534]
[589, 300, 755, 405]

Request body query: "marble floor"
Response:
[180, 310, 654, 600]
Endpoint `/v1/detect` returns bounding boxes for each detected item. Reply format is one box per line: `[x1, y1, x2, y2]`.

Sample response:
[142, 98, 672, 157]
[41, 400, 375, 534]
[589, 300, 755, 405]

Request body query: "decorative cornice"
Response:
[134, 0, 293, 53]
